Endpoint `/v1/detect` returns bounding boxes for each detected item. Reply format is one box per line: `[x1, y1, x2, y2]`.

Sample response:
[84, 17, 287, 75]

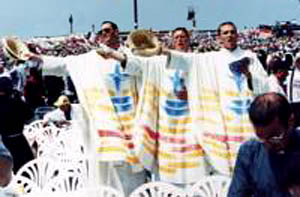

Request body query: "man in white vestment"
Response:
[4, 21, 147, 196]
[104, 21, 270, 177]
[103, 27, 212, 188]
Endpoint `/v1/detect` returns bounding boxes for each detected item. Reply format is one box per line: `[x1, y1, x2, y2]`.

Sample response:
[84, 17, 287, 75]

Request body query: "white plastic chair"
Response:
[35, 126, 61, 148]
[130, 181, 186, 197]
[97, 185, 125, 197]
[44, 171, 85, 193]
[12, 158, 62, 195]
[188, 175, 231, 197]
[23, 120, 46, 147]
[42, 185, 124, 197]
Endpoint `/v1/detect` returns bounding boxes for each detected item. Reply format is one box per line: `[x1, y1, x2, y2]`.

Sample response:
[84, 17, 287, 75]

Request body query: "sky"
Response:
[1, 0, 300, 38]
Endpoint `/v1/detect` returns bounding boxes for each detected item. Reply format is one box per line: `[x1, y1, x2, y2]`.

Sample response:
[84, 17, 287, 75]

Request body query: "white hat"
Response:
[54, 95, 70, 107]
[2, 37, 31, 61]
[126, 29, 161, 57]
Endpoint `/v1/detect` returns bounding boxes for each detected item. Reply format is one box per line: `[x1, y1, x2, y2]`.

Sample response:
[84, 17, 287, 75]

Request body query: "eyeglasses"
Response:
[260, 132, 287, 144]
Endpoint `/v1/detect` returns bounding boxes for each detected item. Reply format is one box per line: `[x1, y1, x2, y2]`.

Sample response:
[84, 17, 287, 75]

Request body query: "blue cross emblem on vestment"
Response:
[109, 63, 130, 94]
[164, 70, 189, 116]
[170, 70, 185, 94]
[229, 99, 251, 115]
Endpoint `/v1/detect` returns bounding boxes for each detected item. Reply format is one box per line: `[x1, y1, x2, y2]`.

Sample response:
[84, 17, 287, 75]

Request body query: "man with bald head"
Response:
[228, 92, 300, 196]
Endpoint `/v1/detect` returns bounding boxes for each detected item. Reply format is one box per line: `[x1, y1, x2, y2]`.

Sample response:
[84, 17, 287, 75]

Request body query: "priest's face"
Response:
[217, 24, 238, 51]
[172, 30, 190, 52]
[98, 23, 119, 48]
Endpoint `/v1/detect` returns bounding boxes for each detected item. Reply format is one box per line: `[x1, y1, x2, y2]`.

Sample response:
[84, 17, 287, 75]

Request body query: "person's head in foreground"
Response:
[249, 92, 295, 154]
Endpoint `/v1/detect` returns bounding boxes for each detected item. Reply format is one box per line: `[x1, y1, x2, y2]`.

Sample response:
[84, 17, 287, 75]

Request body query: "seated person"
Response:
[228, 92, 300, 196]
[43, 95, 83, 128]
[43, 95, 72, 127]
[0, 135, 13, 187]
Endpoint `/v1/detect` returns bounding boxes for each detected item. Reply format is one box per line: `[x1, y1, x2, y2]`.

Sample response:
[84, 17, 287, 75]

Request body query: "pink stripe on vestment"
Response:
[203, 132, 244, 142]
[144, 126, 187, 144]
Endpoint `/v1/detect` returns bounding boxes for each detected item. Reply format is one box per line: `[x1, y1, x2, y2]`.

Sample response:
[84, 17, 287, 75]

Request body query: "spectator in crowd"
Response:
[24, 67, 46, 111]
[0, 77, 34, 172]
[0, 134, 13, 187]
[43, 95, 82, 128]
[287, 53, 300, 127]
[228, 92, 300, 196]
[267, 56, 289, 96]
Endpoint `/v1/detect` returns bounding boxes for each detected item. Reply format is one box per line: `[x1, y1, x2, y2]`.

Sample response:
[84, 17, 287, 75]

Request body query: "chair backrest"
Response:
[12, 158, 62, 195]
[188, 175, 231, 197]
[34, 126, 61, 147]
[44, 171, 85, 193]
[23, 120, 46, 146]
[130, 181, 186, 197]
[34, 106, 56, 120]
[42, 185, 124, 197]
[96, 185, 124, 197]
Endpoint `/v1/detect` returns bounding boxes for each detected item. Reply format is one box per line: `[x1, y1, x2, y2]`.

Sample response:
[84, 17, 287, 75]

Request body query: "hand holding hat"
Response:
[126, 29, 162, 57]
[2, 37, 33, 61]
[96, 44, 127, 62]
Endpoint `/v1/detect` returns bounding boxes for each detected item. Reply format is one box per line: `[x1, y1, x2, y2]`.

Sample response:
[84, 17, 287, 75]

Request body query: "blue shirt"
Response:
[228, 130, 300, 197]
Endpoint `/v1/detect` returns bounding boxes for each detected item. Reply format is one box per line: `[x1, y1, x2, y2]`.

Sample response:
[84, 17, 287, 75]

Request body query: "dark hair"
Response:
[249, 92, 292, 128]
[217, 21, 237, 36]
[172, 27, 190, 38]
[268, 56, 287, 74]
[0, 77, 13, 95]
[101, 21, 119, 31]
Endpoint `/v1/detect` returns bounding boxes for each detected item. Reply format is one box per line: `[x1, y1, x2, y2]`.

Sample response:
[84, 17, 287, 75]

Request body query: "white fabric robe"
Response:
[169, 47, 269, 176]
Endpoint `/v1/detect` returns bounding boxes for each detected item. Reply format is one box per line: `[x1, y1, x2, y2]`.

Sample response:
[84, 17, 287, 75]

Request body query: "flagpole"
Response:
[69, 14, 73, 34]
[133, 0, 138, 29]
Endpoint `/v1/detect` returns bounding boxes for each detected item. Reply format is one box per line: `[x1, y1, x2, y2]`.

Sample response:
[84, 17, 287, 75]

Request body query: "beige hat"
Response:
[2, 37, 31, 61]
[126, 29, 161, 57]
[54, 95, 70, 107]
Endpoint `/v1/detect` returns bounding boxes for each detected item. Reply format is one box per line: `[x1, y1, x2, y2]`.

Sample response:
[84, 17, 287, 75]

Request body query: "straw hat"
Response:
[2, 37, 31, 61]
[126, 29, 161, 57]
[54, 95, 71, 107]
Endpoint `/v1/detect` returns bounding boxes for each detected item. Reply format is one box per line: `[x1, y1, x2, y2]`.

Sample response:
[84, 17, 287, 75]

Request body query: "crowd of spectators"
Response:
[0, 25, 298, 119]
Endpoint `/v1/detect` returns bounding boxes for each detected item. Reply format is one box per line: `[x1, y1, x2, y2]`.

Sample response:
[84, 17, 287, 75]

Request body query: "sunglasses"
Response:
[259, 132, 287, 145]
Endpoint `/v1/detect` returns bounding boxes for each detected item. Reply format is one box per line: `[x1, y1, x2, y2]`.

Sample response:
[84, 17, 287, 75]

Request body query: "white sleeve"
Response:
[41, 56, 68, 77]
[167, 50, 195, 71]
[248, 53, 269, 96]
[125, 56, 145, 76]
